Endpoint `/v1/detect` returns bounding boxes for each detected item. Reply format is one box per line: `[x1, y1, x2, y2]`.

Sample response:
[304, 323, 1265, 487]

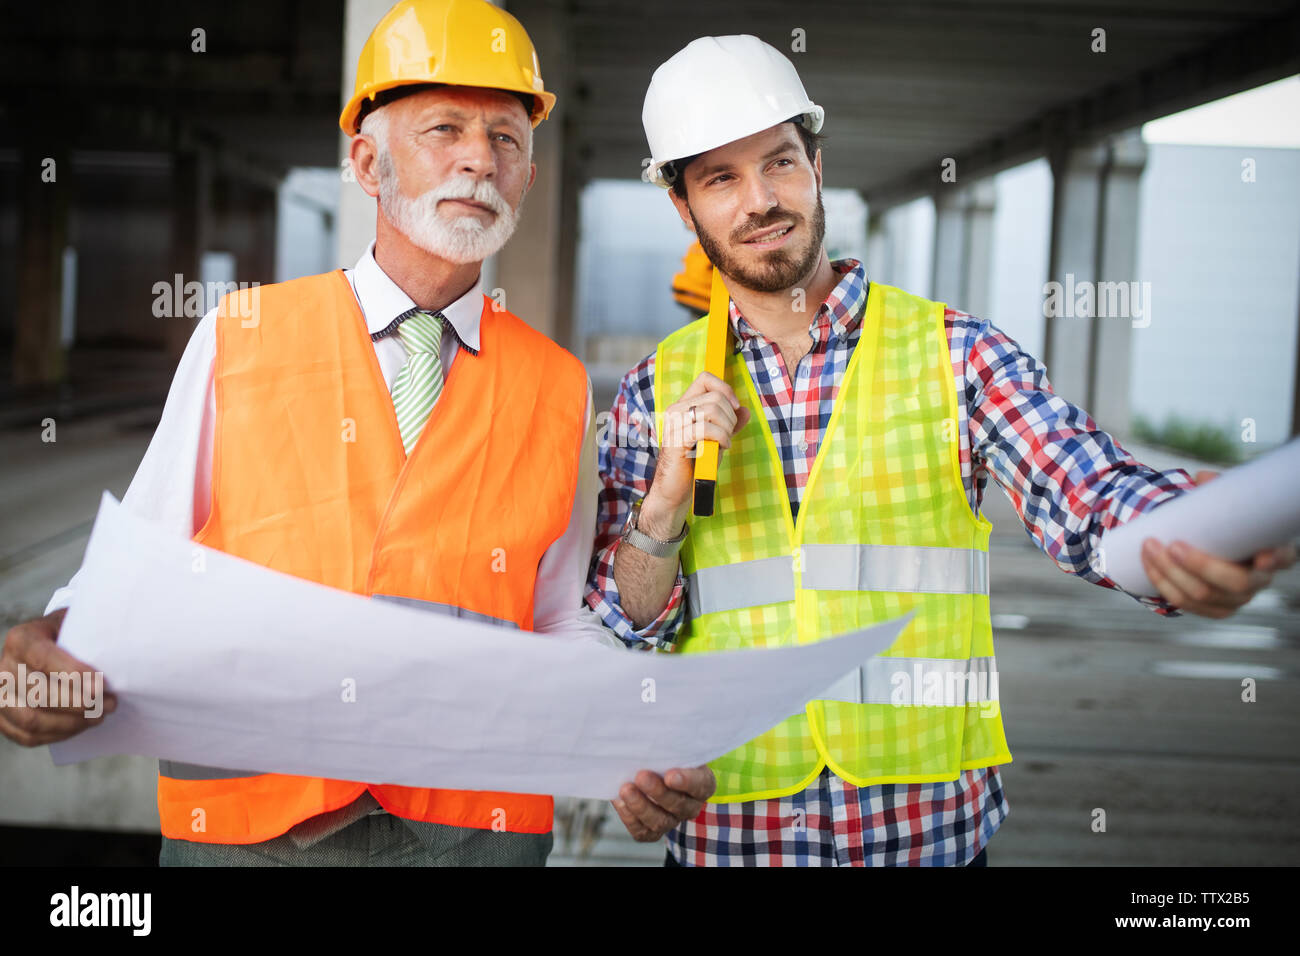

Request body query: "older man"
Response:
[0, 0, 713, 866]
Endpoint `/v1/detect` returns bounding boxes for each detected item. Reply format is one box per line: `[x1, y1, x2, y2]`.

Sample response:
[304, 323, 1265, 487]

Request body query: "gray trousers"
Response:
[159, 792, 552, 866]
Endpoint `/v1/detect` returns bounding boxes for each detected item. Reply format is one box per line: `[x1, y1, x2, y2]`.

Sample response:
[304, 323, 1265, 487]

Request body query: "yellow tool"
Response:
[693, 269, 730, 516]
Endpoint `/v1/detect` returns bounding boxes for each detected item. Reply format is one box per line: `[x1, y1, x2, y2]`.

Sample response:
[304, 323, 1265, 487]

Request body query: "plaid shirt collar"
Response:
[727, 258, 868, 354]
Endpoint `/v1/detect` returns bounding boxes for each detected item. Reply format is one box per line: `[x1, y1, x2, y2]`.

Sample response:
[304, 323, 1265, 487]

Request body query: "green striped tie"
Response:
[390, 310, 445, 453]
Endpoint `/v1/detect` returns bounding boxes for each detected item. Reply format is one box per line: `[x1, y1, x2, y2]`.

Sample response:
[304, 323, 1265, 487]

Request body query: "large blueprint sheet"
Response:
[50, 493, 910, 798]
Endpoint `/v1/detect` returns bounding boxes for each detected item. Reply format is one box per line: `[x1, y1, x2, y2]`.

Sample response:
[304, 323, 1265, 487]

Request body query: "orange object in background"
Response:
[672, 240, 714, 314]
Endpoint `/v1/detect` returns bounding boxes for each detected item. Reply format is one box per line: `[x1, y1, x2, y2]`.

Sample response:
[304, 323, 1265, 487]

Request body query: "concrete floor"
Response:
[2, 397, 1297, 866]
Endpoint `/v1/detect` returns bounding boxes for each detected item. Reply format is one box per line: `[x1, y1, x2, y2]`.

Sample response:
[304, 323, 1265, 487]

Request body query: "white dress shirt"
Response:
[46, 241, 621, 649]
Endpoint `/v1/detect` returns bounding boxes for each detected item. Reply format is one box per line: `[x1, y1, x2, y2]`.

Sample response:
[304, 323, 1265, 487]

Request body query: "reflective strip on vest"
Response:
[687, 545, 987, 618]
[802, 544, 989, 595]
[814, 656, 1000, 706]
[686, 555, 794, 618]
[370, 594, 520, 629]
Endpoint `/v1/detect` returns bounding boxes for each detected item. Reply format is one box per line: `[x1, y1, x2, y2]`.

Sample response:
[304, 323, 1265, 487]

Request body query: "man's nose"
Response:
[455, 127, 497, 179]
[741, 173, 779, 218]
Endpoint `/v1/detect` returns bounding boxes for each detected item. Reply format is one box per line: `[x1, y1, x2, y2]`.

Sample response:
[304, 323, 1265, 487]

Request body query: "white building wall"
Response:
[1130, 144, 1299, 448]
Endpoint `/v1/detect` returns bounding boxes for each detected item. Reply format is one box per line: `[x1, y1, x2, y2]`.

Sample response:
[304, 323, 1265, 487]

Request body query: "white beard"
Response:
[378, 160, 522, 264]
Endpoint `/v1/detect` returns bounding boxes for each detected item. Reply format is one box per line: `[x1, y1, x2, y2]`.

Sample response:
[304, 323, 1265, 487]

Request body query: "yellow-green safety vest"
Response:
[653, 281, 1013, 802]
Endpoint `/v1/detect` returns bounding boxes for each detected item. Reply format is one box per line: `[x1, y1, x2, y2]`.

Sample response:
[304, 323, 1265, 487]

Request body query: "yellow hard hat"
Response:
[672, 241, 714, 313]
[339, 0, 557, 135]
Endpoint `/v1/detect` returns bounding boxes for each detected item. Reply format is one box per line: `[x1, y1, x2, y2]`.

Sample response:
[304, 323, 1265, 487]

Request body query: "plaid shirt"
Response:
[585, 258, 1196, 866]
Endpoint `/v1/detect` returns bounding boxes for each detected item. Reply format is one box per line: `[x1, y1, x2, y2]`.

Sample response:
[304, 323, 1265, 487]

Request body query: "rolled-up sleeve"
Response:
[584, 353, 687, 650]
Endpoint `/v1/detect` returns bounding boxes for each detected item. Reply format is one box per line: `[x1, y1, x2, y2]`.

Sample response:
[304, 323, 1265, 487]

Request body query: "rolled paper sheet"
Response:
[1096, 437, 1300, 597]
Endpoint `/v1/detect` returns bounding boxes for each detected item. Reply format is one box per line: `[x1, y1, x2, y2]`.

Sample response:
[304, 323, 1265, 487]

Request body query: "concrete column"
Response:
[931, 189, 964, 305]
[164, 150, 212, 364]
[336, 0, 393, 268]
[877, 199, 935, 297]
[492, 0, 577, 349]
[239, 184, 280, 286]
[865, 210, 890, 285]
[13, 137, 70, 387]
[1089, 132, 1145, 437]
[964, 180, 996, 322]
[549, 108, 583, 353]
[1293, 245, 1300, 438]
[1044, 130, 1147, 440]
[930, 178, 995, 319]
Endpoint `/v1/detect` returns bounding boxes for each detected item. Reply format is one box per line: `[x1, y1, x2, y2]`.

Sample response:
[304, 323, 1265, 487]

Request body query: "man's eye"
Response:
[707, 174, 731, 186]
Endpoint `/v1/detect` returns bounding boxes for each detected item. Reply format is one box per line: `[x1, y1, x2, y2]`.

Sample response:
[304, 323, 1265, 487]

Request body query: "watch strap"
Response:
[622, 498, 687, 557]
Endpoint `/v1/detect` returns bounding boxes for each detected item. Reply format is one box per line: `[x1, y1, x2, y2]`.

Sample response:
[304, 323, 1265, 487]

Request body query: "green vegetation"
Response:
[1130, 414, 1243, 466]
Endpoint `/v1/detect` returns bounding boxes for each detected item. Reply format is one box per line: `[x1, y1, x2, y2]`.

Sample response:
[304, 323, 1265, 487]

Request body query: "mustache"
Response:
[732, 208, 804, 244]
[425, 174, 511, 217]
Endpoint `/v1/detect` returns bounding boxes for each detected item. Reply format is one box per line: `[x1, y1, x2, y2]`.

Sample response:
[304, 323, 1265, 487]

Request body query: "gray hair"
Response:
[359, 104, 393, 157]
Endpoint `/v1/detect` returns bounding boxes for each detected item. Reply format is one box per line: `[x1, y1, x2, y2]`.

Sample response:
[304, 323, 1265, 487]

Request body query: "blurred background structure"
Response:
[2, 1, 1298, 865]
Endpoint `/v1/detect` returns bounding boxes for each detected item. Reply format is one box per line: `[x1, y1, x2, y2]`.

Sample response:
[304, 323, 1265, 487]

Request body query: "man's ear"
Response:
[813, 147, 823, 191]
[526, 162, 537, 194]
[349, 135, 383, 199]
[667, 188, 697, 234]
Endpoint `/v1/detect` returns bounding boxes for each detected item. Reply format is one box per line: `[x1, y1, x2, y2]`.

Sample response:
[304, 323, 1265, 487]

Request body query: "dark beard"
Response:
[690, 192, 826, 294]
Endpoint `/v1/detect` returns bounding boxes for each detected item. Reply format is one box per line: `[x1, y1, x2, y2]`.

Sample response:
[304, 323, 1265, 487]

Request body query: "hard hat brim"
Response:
[642, 109, 824, 188]
[340, 80, 556, 136]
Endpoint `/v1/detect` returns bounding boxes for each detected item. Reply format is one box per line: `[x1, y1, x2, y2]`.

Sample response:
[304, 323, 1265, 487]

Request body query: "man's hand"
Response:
[640, 372, 751, 540]
[611, 765, 715, 842]
[1140, 470, 1298, 618]
[0, 608, 116, 746]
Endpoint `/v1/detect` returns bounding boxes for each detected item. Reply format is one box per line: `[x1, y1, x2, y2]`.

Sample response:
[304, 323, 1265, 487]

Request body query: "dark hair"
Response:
[669, 118, 823, 200]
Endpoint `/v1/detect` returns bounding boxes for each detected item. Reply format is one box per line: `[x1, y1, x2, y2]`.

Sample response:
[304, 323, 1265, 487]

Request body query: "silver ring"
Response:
[688, 405, 697, 425]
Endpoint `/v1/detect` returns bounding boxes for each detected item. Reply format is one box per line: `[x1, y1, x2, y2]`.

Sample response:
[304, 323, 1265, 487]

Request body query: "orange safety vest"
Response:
[156, 269, 588, 844]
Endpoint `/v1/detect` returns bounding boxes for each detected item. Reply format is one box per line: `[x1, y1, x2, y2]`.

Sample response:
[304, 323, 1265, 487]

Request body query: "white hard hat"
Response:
[641, 35, 824, 189]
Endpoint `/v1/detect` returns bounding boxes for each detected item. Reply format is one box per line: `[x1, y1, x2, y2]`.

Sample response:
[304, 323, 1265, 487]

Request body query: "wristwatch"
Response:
[620, 496, 688, 557]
